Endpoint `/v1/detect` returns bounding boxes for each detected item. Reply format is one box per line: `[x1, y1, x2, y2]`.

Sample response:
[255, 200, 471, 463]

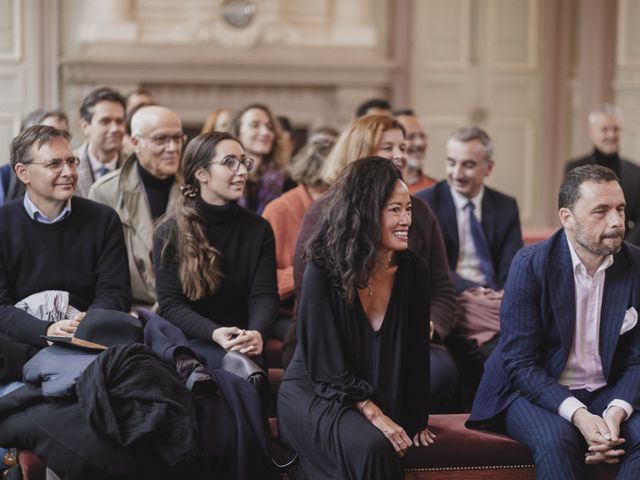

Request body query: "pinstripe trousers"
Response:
[505, 390, 640, 479]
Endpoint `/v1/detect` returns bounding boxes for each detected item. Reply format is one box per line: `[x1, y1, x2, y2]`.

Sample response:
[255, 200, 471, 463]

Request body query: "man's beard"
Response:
[575, 226, 624, 256]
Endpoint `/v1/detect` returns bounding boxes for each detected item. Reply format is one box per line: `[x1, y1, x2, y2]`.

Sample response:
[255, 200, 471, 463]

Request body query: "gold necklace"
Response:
[366, 283, 373, 296]
[365, 253, 393, 296]
[376, 252, 393, 267]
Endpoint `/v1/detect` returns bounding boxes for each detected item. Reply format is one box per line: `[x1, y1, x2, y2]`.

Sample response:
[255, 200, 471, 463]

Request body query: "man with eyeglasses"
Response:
[89, 105, 184, 308]
[75, 87, 127, 197]
[0, 125, 130, 383]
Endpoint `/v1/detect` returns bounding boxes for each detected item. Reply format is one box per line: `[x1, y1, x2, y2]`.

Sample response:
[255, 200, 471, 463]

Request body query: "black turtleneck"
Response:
[592, 148, 621, 178]
[153, 197, 277, 344]
[137, 161, 175, 220]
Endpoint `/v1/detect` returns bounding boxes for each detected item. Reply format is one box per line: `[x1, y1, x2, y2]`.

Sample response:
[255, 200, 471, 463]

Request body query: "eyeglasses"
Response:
[209, 155, 254, 172]
[137, 133, 186, 147]
[28, 156, 81, 172]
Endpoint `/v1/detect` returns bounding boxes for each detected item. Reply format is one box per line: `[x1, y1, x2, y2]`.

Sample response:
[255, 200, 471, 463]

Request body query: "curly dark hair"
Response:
[306, 156, 403, 304]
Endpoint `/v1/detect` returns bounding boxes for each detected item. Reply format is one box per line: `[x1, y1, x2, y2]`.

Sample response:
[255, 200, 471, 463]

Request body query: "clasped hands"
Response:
[572, 406, 627, 465]
[357, 399, 436, 457]
[212, 326, 263, 356]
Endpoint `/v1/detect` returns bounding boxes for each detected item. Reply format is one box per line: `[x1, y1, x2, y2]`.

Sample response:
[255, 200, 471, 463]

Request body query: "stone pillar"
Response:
[615, 0, 640, 160]
[570, 0, 617, 155]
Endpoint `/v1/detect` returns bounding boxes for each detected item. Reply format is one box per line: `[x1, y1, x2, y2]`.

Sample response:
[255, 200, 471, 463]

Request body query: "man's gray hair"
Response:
[447, 127, 493, 162]
[588, 103, 623, 127]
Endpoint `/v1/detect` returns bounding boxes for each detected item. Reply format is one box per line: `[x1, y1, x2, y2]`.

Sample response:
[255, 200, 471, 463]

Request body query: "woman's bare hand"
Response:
[358, 400, 413, 457]
[412, 427, 436, 446]
[228, 329, 264, 356]
[212, 326, 244, 349]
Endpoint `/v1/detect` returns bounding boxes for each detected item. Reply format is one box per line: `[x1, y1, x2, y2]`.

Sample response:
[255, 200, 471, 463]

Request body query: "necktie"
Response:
[97, 166, 110, 178]
[465, 201, 498, 289]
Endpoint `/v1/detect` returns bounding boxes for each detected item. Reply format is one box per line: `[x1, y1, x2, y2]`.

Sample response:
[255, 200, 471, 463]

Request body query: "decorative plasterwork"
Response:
[0, 0, 21, 61]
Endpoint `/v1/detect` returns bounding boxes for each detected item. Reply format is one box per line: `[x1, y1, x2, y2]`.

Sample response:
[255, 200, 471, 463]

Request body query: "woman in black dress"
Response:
[278, 157, 435, 479]
[153, 131, 278, 369]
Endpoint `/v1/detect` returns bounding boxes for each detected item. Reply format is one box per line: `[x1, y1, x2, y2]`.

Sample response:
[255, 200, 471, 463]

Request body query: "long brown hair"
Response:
[201, 108, 232, 134]
[158, 131, 240, 301]
[232, 103, 287, 174]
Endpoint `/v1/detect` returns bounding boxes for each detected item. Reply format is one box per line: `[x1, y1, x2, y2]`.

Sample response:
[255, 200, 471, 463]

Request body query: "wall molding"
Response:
[0, 0, 22, 61]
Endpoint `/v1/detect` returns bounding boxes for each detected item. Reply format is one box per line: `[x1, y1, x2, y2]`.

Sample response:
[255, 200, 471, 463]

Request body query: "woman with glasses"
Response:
[153, 131, 278, 369]
[232, 104, 293, 214]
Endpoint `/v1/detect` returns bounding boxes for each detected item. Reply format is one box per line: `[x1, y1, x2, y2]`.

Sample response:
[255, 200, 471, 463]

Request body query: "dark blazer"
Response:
[74, 143, 125, 198]
[566, 152, 640, 244]
[415, 181, 523, 293]
[468, 229, 640, 428]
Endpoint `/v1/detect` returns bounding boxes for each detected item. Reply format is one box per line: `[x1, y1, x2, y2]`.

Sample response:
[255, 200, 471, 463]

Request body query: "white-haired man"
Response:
[89, 106, 184, 308]
[566, 103, 640, 244]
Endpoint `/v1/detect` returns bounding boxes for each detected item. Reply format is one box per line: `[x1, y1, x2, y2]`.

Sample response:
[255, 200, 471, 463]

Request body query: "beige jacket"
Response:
[88, 155, 180, 308]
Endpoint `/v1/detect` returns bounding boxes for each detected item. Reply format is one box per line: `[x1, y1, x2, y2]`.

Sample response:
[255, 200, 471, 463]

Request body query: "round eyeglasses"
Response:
[28, 156, 81, 172]
[209, 155, 254, 172]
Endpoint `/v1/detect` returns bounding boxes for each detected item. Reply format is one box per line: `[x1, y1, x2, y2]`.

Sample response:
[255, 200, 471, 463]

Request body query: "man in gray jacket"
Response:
[89, 106, 184, 308]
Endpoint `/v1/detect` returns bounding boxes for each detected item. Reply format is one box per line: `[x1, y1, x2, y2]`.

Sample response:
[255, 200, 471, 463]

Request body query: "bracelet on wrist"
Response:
[358, 399, 370, 412]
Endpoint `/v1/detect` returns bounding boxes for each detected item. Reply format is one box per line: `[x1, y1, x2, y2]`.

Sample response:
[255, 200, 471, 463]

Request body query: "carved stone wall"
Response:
[60, 0, 391, 143]
[0, 0, 57, 163]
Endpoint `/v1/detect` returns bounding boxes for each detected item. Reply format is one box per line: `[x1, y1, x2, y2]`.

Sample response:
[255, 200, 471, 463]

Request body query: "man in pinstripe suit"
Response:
[468, 165, 640, 479]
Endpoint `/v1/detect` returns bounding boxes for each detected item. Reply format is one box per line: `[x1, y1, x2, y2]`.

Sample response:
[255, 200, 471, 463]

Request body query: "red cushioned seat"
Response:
[17, 415, 619, 480]
[403, 414, 616, 480]
[18, 450, 45, 480]
[405, 414, 533, 469]
[266, 339, 283, 369]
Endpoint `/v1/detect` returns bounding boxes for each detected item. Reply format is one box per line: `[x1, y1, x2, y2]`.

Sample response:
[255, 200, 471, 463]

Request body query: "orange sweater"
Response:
[262, 185, 313, 299]
[408, 174, 437, 193]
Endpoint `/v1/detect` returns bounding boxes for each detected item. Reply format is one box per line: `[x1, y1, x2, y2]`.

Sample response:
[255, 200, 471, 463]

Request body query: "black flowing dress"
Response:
[278, 250, 430, 479]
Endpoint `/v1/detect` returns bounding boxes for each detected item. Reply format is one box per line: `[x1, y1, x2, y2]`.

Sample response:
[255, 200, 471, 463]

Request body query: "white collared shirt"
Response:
[87, 148, 118, 179]
[23, 193, 71, 224]
[450, 186, 486, 285]
[557, 236, 633, 422]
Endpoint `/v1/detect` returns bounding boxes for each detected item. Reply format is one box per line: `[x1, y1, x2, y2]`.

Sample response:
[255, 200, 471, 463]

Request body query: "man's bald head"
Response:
[131, 106, 184, 179]
[131, 106, 181, 137]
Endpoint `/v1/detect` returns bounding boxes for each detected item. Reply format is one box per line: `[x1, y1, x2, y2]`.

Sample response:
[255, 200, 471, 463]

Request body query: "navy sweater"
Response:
[0, 197, 131, 346]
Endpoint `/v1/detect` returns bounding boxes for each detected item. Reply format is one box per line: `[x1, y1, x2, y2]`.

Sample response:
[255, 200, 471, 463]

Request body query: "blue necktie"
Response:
[466, 201, 498, 289]
[97, 166, 110, 178]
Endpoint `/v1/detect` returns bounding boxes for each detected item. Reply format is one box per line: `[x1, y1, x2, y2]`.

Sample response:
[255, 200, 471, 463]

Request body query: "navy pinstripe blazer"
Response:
[468, 229, 640, 429]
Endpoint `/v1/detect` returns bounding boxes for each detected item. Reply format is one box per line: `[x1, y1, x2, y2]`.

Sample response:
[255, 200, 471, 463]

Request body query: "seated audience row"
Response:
[3, 86, 639, 479]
